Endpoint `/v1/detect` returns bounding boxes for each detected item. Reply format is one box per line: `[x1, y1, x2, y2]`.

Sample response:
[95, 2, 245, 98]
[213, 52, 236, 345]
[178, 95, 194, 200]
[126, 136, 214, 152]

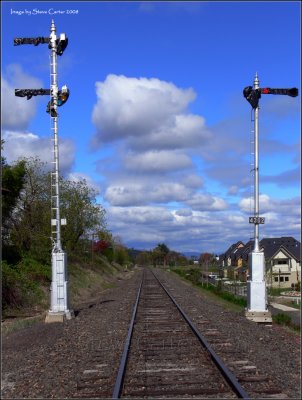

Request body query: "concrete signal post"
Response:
[14, 21, 73, 323]
[243, 74, 298, 323]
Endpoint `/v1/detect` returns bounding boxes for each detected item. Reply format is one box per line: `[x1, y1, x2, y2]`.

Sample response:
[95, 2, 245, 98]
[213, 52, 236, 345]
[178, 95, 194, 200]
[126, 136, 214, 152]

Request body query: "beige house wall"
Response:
[266, 249, 301, 288]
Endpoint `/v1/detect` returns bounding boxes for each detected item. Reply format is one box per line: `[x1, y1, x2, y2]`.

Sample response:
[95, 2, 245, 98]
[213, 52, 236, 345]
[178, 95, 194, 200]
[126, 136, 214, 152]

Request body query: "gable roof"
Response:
[221, 237, 301, 264]
[229, 240, 254, 261]
[260, 237, 300, 262]
[221, 241, 245, 259]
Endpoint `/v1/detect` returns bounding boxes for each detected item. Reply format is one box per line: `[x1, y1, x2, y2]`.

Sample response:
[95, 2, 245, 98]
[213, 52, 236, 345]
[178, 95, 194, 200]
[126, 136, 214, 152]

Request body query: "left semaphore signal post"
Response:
[14, 20, 73, 323]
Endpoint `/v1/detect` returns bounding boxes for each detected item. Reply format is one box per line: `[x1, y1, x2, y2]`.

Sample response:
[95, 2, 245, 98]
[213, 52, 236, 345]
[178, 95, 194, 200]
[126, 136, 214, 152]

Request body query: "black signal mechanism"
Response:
[14, 37, 50, 46]
[57, 85, 70, 106]
[54, 33, 68, 56]
[261, 87, 298, 97]
[46, 85, 70, 117]
[244, 86, 299, 109]
[15, 88, 51, 100]
[243, 86, 261, 109]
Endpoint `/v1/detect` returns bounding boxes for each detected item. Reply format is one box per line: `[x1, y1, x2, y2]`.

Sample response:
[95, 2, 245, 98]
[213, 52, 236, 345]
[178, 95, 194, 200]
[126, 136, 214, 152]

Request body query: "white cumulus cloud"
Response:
[186, 193, 228, 211]
[91, 74, 210, 150]
[105, 181, 191, 206]
[2, 130, 75, 174]
[1, 64, 43, 130]
[124, 150, 192, 173]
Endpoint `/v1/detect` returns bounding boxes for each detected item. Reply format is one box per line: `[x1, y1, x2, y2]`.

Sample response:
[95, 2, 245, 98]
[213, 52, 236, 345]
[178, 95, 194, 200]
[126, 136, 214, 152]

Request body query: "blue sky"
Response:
[1, 1, 301, 254]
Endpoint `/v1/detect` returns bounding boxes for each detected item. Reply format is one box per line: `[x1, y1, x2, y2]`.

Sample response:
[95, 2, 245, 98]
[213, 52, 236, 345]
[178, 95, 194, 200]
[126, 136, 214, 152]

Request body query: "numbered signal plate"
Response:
[249, 217, 265, 224]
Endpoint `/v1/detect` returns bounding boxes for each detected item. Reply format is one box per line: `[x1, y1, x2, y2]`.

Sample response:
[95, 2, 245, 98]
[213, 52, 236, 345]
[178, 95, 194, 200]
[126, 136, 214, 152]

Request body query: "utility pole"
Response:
[14, 20, 73, 323]
[243, 73, 298, 323]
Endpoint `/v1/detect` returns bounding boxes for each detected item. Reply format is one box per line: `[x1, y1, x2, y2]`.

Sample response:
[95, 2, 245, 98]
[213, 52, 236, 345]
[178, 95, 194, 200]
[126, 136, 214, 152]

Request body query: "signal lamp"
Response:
[46, 85, 70, 116]
[56, 33, 68, 55]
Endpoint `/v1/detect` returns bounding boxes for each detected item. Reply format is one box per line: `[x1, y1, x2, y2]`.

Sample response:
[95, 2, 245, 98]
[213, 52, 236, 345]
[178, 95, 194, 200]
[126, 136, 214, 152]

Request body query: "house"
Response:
[220, 237, 301, 288]
[232, 241, 254, 280]
[261, 237, 300, 288]
[219, 241, 244, 278]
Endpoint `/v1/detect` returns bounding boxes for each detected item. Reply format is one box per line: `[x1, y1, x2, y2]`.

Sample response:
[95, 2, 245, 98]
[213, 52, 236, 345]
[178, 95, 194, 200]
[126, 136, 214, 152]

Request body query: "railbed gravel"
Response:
[2, 269, 142, 399]
[155, 268, 301, 400]
[2, 267, 301, 399]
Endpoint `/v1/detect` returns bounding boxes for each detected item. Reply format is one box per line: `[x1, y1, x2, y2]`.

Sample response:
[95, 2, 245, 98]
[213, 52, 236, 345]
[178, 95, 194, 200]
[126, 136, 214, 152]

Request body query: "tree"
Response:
[152, 243, 170, 267]
[60, 178, 106, 252]
[1, 154, 27, 263]
[199, 253, 219, 272]
[3, 157, 107, 263]
[6, 157, 50, 262]
[1, 157, 26, 229]
[114, 245, 130, 266]
[136, 251, 152, 266]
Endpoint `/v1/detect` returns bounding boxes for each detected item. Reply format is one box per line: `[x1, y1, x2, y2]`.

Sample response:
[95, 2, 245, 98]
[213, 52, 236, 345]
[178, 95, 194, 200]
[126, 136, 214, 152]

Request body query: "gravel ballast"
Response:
[155, 268, 301, 399]
[1, 267, 301, 399]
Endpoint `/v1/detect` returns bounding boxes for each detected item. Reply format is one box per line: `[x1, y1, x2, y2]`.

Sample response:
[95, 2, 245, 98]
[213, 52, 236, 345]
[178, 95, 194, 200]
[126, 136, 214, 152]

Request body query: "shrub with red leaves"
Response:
[92, 240, 111, 253]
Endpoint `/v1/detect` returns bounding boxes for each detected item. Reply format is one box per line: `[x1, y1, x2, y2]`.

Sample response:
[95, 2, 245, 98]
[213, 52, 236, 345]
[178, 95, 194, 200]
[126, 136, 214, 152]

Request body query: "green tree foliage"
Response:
[136, 251, 152, 266]
[152, 243, 170, 267]
[1, 157, 26, 230]
[1, 155, 27, 263]
[7, 158, 51, 262]
[60, 179, 106, 252]
[2, 157, 107, 263]
[114, 245, 130, 266]
[199, 253, 218, 269]
[2, 258, 50, 312]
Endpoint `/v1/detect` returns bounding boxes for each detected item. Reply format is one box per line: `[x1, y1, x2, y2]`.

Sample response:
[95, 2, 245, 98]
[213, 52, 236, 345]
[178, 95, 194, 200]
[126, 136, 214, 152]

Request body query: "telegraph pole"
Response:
[243, 74, 298, 323]
[14, 20, 73, 323]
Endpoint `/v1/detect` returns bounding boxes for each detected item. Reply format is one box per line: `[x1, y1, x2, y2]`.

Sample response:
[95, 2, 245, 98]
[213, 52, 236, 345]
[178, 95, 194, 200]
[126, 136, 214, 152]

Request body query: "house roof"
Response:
[260, 237, 300, 262]
[230, 240, 254, 260]
[232, 240, 254, 261]
[221, 236, 301, 264]
[221, 241, 244, 259]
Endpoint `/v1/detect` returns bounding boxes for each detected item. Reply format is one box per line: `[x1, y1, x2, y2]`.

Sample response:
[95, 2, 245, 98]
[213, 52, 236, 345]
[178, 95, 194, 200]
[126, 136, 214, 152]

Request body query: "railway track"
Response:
[74, 268, 289, 399]
[112, 268, 248, 398]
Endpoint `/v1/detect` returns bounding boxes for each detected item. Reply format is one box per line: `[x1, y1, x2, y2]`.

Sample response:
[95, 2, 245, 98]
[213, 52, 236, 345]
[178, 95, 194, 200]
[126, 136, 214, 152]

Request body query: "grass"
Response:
[268, 287, 300, 296]
[2, 253, 132, 334]
[170, 266, 247, 311]
[67, 256, 126, 305]
[2, 315, 45, 336]
[272, 312, 300, 332]
[288, 301, 301, 309]
[170, 266, 301, 333]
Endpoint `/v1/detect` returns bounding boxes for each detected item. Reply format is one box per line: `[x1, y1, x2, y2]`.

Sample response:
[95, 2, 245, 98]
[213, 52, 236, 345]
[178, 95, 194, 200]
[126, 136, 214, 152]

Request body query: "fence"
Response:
[199, 273, 247, 298]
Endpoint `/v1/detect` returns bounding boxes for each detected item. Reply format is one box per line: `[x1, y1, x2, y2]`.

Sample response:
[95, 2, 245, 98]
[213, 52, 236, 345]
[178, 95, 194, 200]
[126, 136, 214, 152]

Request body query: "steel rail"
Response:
[151, 269, 250, 399]
[112, 271, 144, 399]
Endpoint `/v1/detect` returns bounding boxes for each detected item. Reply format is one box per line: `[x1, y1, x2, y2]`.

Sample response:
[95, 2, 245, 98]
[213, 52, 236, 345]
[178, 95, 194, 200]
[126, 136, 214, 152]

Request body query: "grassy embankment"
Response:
[169, 266, 246, 310]
[2, 254, 131, 334]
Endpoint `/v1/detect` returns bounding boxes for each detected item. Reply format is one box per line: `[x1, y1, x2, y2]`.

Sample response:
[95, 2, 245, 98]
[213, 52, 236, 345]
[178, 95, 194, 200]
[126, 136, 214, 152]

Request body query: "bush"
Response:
[2, 259, 50, 313]
[20, 257, 51, 283]
[2, 261, 24, 310]
[2, 244, 22, 264]
[272, 313, 291, 326]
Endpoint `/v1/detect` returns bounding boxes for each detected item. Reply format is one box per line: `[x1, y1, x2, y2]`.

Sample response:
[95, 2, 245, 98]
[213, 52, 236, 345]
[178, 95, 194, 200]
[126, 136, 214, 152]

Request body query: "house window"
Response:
[274, 277, 278, 282]
[280, 277, 284, 282]
[275, 259, 288, 265]
[285, 277, 289, 282]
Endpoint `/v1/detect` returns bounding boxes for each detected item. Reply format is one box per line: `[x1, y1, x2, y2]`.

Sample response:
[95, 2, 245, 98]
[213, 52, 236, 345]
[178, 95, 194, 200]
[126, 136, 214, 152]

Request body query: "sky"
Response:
[1, 1, 301, 255]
